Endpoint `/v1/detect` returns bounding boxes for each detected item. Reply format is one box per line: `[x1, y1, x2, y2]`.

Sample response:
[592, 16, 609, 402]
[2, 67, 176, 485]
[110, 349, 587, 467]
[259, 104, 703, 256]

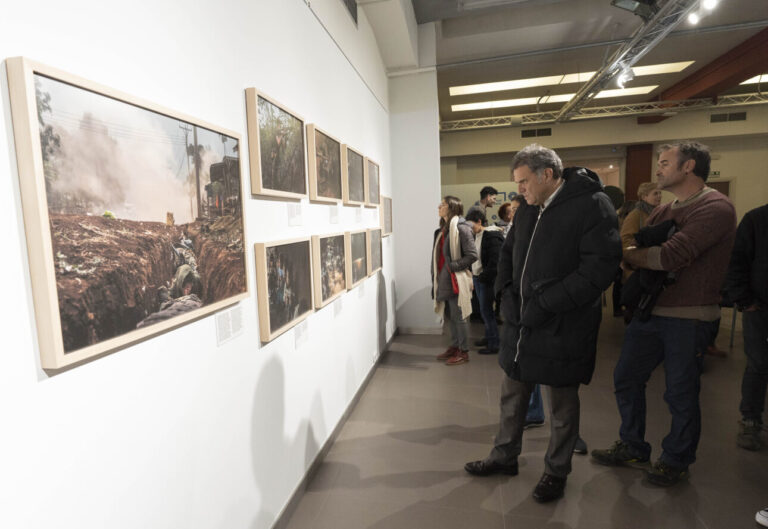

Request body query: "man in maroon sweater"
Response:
[592, 141, 736, 486]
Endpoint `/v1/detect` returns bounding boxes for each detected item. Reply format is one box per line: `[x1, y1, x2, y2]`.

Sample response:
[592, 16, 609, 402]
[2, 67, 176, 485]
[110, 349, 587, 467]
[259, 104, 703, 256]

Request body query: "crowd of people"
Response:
[430, 141, 767, 523]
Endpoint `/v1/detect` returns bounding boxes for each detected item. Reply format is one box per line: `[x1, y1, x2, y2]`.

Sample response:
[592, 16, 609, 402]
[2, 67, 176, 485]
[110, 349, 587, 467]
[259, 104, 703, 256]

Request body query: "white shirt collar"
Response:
[541, 179, 564, 211]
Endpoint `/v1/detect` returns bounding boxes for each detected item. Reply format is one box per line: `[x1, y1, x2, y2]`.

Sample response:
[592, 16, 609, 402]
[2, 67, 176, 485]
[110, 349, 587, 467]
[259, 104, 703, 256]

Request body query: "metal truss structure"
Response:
[440, 92, 768, 131]
[554, 0, 702, 122]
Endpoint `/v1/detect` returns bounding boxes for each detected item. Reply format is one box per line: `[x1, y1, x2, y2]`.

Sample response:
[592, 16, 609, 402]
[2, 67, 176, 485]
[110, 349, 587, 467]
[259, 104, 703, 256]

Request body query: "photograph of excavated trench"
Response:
[35, 72, 247, 356]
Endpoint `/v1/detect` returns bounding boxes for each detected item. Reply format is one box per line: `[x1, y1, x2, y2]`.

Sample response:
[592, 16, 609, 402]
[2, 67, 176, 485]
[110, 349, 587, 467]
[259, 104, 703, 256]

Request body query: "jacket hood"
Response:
[548, 167, 604, 209]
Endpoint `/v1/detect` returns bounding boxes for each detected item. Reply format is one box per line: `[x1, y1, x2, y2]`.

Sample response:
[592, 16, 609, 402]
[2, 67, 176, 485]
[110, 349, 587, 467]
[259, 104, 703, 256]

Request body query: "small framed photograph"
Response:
[345, 230, 368, 289]
[367, 228, 382, 275]
[5, 57, 249, 370]
[341, 145, 365, 206]
[380, 195, 393, 236]
[364, 158, 380, 207]
[254, 238, 314, 342]
[246, 89, 307, 199]
[306, 124, 342, 203]
[311, 233, 347, 308]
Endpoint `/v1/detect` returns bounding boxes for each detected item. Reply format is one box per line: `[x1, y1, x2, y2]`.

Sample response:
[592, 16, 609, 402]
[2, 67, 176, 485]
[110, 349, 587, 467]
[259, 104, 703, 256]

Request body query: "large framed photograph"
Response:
[306, 124, 342, 203]
[245, 89, 307, 199]
[254, 238, 313, 342]
[380, 195, 393, 236]
[345, 230, 368, 289]
[311, 233, 347, 308]
[364, 158, 381, 207]
[6, 57, 249, 370]
[341, 145, 365, 206]
[368, 228, 383, 275]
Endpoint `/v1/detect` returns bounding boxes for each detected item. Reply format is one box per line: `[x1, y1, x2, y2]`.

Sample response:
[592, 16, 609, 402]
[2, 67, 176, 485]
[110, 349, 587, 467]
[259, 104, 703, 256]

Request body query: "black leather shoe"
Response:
[464, 459, 518, 476]
[477, 347, 499, 355]
[532, 473, 566, 503]
[474, 338, 487, 347]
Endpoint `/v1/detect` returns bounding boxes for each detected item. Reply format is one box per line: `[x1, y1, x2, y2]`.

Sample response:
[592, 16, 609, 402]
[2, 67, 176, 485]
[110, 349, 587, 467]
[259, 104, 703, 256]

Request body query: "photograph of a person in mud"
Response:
[347, 148, 365, 203]
[315, 130, 341, 200]
[350, 231, 367, 285]
[257, 95, 306, 195]
[35, 74, 247, 354]
[367, 160, 380, 205]
[266, 242, 312, 333]
[320, 235, 346, 302]
[369, 229, 382, 274]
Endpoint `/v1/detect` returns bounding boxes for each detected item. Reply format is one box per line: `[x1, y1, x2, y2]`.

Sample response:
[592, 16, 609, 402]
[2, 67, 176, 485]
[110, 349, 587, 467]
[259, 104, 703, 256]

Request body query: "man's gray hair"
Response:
[511, 143, 563, 180]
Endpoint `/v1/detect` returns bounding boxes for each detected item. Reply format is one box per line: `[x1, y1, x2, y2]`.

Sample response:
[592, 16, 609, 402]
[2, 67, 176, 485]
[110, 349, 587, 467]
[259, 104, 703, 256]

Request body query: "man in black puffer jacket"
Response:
[464, 144, 621, 503]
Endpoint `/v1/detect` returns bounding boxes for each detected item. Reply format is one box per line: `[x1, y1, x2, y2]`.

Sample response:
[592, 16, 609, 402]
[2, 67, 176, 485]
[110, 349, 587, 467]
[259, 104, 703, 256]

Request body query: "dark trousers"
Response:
[740, 309, 768, 423]
[473, 277, 499, 349]
[613, 315, 718, 468]
[490, 374, 580, 478]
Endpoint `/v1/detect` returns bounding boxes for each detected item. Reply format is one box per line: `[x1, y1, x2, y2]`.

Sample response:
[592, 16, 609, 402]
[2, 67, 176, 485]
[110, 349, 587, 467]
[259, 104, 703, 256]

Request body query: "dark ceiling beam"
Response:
[638, 27, 768, 124]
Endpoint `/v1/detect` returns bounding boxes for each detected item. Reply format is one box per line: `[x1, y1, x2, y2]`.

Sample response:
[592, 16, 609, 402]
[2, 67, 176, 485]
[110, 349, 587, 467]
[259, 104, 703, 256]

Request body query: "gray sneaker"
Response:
[737, 419, 764, 451]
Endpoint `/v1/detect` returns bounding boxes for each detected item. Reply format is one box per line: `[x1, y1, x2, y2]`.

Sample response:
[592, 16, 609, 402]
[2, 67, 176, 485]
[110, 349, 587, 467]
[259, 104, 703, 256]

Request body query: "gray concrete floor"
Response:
[284, 309, 768, 529]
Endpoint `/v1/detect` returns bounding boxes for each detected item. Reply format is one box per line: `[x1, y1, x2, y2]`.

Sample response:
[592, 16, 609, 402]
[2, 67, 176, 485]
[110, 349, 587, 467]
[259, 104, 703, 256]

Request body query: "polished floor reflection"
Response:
[284, 308, 768, 529]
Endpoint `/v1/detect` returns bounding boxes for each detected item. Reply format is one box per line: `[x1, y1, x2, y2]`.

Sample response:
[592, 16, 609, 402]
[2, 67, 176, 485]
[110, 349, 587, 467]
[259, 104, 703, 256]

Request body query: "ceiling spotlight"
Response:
[610, 0, 659, 21]
[688, 12, 700, 24]
[617, 67, 635, 88]
[702, 0, 717, 9]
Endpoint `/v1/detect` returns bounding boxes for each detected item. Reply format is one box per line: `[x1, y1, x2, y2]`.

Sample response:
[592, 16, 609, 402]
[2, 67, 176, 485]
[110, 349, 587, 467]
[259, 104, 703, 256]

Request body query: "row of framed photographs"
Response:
[255, 229, 383, 343]
[246, 89, 382, 208]
[6, 56, 392, 369]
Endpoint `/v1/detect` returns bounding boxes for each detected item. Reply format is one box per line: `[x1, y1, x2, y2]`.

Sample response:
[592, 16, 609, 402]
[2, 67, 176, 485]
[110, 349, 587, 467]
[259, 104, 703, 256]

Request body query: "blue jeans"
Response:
[526, 384, 545, 422]
[614, 315, 718, 468]
[473, 277, 499, 349]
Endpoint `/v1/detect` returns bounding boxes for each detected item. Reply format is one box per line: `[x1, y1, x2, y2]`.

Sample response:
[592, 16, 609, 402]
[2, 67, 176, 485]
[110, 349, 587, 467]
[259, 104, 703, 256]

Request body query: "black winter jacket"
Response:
[476, 228, 504, 285]
[723, 204, 768, 309]
[494, 168, 621, 387]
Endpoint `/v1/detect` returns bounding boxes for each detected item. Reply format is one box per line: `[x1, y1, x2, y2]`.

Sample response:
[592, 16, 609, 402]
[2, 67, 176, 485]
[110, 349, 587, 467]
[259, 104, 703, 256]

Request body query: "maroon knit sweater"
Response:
[645, 188, 736, 318]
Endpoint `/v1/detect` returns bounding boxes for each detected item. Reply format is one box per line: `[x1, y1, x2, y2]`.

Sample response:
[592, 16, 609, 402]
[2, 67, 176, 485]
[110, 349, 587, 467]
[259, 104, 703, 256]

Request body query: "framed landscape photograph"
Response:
[306, 124, 342, 203]
[6, 57, 249, 370]
[311, 233, 347, 308]
[341, 145, 365, 206]
[254, 238, 313, 342]
[246, 88, 307, 199]
[345, 230, 368, 289]
[368, 228, 382, 275]
[364, 158, 381, 207]
[380, 195, 393, 236]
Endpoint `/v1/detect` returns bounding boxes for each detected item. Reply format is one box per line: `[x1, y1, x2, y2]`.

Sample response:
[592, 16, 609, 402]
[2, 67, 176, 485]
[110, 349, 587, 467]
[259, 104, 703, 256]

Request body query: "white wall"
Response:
[0, 1, 395, 528]
[390, 68, 442, 333]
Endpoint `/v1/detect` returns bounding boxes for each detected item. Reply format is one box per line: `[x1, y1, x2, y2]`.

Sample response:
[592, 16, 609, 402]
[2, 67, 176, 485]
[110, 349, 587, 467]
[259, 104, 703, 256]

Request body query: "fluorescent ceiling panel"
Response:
[449, 61, 692, 96]
[451, 85, 658, 112]
[741, 74, 768, 84]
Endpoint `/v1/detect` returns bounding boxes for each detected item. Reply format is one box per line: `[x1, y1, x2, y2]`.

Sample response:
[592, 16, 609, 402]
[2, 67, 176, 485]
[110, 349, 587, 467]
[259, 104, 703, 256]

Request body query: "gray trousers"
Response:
[489, 373, 580, 478]
[444, 296, 469, 351]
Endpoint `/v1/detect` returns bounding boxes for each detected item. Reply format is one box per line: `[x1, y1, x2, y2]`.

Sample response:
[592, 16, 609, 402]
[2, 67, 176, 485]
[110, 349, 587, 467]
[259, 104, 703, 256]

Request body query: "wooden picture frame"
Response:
[364, 157, 381, 207]
[367, 228, 382, 276]
[380, 195, 393, 236]
[306, 124, 342, 204]
[341, 145, 365, 206]
[254, 238, 314, 342]
[6, 56, 249, 370]
[311, 232, 347, 308]
[345, 230, 368, 289]
[245, 88, 307, 199]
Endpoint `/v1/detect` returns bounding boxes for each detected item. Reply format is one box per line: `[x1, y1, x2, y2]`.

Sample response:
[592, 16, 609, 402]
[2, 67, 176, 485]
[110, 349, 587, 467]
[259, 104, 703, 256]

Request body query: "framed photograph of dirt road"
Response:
[254, 238, 314, 342]
[6, 57, 249, 370]
[246, 88, 307, 199]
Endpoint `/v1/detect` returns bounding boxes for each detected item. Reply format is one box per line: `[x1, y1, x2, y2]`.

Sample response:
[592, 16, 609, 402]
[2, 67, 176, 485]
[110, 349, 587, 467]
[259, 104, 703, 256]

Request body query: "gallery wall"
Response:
[0, 1, 396, 528]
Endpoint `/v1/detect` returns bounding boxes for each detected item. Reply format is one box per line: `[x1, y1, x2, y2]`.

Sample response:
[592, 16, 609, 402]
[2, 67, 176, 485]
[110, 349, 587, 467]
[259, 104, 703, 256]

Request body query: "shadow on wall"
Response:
[395, 286, 442, 334]
[250, 355, 326, 529]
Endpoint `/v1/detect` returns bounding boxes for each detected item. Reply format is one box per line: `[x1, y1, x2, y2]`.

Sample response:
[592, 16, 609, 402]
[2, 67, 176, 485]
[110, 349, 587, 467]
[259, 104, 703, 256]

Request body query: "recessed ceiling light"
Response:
[449, 62, 693, 97]
[688, 12, 700, 24]
[702, 0, 718, 9]
[741, 74, 768, 85]
[450, 85, 657, 112]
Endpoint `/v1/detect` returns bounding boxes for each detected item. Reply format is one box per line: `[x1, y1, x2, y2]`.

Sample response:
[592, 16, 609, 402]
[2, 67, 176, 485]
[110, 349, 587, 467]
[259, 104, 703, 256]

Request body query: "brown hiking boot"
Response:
[436, 347, 459, 361]
[445, 350, 469, 366]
